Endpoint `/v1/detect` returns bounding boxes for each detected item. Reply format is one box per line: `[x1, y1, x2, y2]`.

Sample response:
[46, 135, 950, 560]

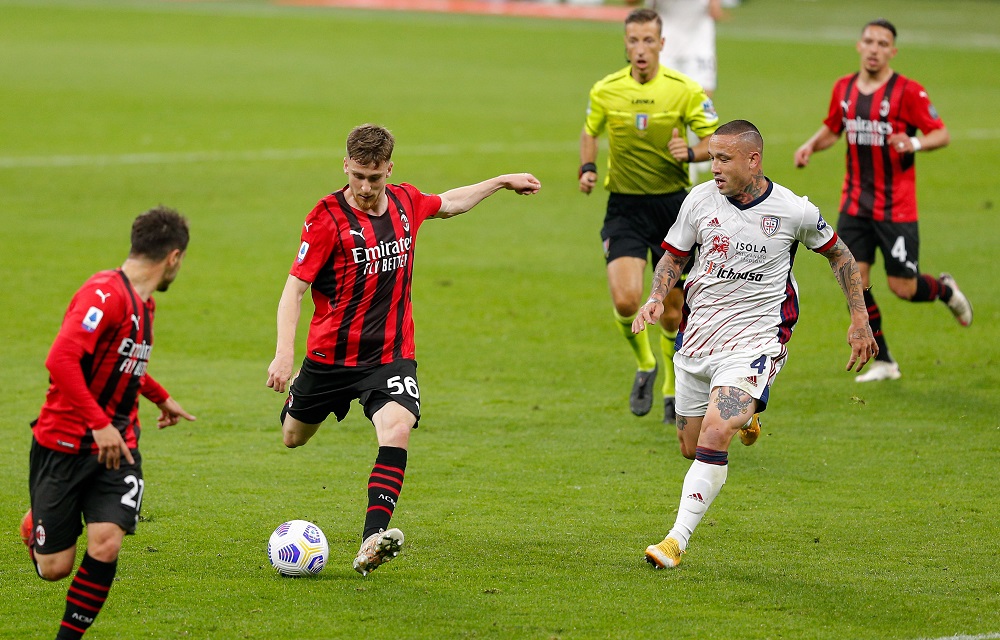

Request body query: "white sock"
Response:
[668, 459, 728, 550]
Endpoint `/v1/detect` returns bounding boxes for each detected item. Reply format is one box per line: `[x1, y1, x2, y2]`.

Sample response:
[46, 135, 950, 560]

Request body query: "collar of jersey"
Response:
[726, 178, 773, 210]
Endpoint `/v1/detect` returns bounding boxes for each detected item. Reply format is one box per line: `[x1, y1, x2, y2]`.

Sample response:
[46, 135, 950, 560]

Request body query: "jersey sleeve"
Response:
[797, 198, 838, 253]
[140, 374, 169, 405]
[397, 183, 443, 227]
[822, 77, 848, 134]
[899, 80, 945, 134]
[58, 278, 127, 355]
[583, 82, 607, 138]
[684, 87, 720, 139]
[663, 193, 699, 255]
[49, 276, 145, 429]
[289, 200, 338, 284]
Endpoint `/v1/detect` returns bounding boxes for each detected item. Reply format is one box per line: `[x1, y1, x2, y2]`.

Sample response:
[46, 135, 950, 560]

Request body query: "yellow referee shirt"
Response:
[585, 65, 719, 195]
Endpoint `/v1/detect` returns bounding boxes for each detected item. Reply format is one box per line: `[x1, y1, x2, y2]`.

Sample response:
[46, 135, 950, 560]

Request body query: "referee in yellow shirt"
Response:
[579, 7, 719, 423]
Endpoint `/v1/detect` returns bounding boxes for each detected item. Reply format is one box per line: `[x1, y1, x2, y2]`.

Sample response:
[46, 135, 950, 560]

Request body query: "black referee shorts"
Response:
[601, 190, 689, 286]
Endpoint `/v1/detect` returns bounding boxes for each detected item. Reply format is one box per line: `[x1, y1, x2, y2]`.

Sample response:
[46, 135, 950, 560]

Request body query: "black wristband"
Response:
[687, 147, 695, 163]
[579, 162, 597, 177]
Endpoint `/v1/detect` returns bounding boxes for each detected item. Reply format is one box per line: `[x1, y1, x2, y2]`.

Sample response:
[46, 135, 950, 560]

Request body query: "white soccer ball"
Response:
[267, 520, 329, 577]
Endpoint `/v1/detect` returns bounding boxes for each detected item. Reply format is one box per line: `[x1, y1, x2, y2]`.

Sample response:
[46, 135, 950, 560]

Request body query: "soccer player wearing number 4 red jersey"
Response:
[266, 124, 541, 575]
[795, 18, 973, 383]
[22, 207, 195, 640]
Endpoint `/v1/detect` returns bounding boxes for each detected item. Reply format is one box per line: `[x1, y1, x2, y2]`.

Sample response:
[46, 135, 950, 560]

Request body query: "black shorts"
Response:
[284, 358, 421, 426]
[28, 438, 144, 555]
[837, 213, 920, 278]
[601, 191, 689, 286]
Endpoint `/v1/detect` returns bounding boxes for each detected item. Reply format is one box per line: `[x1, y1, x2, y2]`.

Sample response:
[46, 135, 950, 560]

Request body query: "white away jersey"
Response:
[664, 179, 838, 358]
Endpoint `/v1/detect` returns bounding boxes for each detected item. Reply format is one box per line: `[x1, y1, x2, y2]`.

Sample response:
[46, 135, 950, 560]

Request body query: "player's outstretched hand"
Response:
[504, 173, 541, 195]
[845, 320, 878, 372]
[93, 424, 135, 470]
[156, 397, 196, 429]
[632, 300, 664, 334]
[794, 144, 812, 168]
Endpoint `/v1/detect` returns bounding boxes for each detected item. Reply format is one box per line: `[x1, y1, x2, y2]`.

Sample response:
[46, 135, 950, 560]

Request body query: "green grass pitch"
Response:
[0, 1, 997, 638]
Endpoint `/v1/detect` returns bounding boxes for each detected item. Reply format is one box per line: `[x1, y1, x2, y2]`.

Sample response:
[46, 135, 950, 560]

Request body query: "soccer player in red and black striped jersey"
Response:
[266, 124, 540, 576]
[22, 207, 195, 640]
[795, 18, 973, 382]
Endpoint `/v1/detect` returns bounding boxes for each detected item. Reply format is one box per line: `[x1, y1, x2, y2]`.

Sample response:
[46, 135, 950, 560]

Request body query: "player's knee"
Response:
[659, 310, 682, 333]
[679, 442, 697, 460]
[283, 430, 306, 448]
[612, 297, 641, 318]
[36, 558, 73, 581]
[380, 421, 412, 448]
[888, 277, 917, 300]
[87, 542, 122, 564]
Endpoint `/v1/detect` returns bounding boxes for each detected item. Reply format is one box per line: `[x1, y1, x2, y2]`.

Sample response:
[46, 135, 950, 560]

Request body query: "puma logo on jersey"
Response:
[349, 229, 365, 240]
[95, 289, 111, 303]
[131, 314, 140, 329]
[303, 222, 313, 232]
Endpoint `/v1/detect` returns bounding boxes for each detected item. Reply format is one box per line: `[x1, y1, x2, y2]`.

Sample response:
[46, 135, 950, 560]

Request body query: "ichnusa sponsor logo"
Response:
[706, 262, 764, 282]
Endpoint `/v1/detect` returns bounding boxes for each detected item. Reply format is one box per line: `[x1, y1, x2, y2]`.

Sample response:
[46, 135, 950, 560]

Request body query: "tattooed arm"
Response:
[820, 238, 878, 371]
[631, 251, 690, 334]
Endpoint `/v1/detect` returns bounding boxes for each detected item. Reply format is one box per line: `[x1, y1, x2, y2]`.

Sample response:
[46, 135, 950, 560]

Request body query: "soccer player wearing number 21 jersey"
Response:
[23, 207, 195, 640]
[634, 121, 877, 568]
[266, 124, 541, 576]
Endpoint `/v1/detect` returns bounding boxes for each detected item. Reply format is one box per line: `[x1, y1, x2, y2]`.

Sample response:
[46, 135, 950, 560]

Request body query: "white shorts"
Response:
[660, 52, 717, 93]
[673, 345, 787, 417]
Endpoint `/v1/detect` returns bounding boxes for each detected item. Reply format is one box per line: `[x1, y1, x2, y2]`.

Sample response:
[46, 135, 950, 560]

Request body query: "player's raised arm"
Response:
[434, 173, 541, 219]
[819, 237, 878, 371]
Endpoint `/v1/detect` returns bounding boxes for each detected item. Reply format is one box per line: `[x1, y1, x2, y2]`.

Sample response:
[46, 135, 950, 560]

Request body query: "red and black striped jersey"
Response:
[33, 269, 169, 454]
[823, 72, 945, 223]
[290, 183, 442, 367]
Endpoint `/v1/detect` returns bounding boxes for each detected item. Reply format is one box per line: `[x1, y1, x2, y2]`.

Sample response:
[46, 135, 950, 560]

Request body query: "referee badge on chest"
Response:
[760, 216, 780, 237]
[635, 113, 649, 132]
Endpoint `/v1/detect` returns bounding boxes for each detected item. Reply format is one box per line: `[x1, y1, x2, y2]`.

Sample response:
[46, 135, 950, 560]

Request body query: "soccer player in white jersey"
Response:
[632, 120, 878, 568]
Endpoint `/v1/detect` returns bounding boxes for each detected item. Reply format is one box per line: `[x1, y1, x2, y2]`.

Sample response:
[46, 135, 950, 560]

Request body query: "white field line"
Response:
[1, 130, 998, 170]
[0, 141, 577, 170]
[911, 634, 1000, 640]
[720, 26, 1000, 52]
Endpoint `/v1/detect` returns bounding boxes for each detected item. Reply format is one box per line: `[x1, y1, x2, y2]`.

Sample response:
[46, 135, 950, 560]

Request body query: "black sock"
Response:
[912, 274, 950, 302]
[363, 446, 407, 541]
[864, 289, 893, 363]
[56, 553, 116, 640]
